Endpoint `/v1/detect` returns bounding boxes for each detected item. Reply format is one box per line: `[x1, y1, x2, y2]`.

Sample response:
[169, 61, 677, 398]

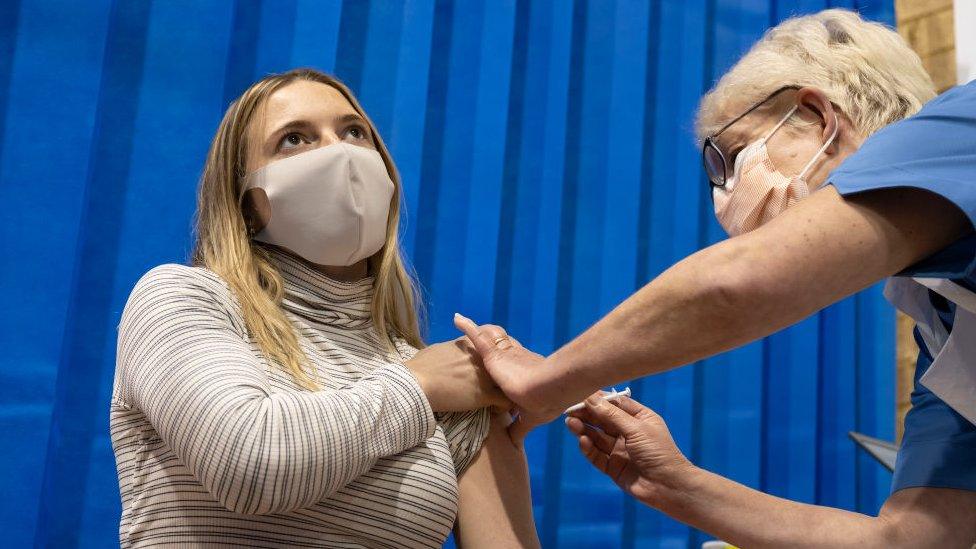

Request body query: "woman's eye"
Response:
[345, 125, 368, 141]
[279, 133, 307, 151]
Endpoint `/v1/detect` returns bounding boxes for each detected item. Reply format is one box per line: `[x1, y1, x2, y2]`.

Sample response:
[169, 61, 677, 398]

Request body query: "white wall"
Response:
[956, 0, 976, 84]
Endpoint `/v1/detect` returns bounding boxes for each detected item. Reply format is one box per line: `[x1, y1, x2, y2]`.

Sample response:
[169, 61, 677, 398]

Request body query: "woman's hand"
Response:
[453, 314, 557, 442]
[406, 338, 512, 413]
[565, 394, 694, 505]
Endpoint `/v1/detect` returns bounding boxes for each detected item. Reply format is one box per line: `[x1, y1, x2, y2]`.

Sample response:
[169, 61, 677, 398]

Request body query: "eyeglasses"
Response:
[702, 85, 799, 188]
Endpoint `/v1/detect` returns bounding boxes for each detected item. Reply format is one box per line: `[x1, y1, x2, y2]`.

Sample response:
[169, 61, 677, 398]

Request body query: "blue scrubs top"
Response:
[828, 80, 976, 494]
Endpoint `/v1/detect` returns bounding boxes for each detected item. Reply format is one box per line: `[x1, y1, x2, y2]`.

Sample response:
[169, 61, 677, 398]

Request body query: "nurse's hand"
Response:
[453, 314, 557, 442]
[565, 394, 693, 504]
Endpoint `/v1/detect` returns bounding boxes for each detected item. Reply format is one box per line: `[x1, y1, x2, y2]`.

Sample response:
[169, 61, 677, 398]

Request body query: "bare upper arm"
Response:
[454, 412, 539, 549]
[828, 184, 971, 270]
[879, 487, 976, 548]
[714, 185, 971, 325]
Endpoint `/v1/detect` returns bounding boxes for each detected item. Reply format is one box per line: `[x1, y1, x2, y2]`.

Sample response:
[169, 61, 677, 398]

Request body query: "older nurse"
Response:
[455, 9, 976, 546]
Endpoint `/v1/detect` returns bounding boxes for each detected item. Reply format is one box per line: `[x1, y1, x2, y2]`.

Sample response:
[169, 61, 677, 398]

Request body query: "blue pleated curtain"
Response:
[0, 0, 896, 547]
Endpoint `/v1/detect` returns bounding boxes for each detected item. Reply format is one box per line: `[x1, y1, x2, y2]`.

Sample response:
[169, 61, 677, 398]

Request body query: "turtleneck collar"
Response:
[262, 245, 375, 330]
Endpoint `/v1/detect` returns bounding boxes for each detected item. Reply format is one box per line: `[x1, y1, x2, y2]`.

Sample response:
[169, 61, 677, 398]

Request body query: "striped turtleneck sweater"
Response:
[110, 246, 490, 548]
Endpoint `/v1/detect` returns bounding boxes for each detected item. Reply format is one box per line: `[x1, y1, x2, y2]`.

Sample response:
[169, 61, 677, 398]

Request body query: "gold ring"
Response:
[492, 336, 509, 346]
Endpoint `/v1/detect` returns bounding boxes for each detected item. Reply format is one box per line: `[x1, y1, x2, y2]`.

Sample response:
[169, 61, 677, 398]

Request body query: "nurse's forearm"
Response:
[653, 466, 880, 548]
[542, 187, 969, 401]
[653, 469, 976, 548]
[544, 234, 792, 393]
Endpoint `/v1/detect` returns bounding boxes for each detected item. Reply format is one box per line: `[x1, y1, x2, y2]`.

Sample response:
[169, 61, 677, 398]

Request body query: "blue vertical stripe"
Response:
[390, 0, 436, 256]
[35, 1, 151, 542]
[0, 0, 113, 545]
[253, 1, 298, 79]
[0, 0, 21, 174]
[357, 1, 406, 133]
[491, 0, 531, 328]
[289, 0, 343, 71]
[543, 0, 588, 543]
[459, 0, 518, 321]
[334, 0, 370, 93]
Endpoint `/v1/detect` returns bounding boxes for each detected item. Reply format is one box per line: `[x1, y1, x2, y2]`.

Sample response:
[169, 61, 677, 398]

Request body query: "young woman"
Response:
[110, 68, 539, 548]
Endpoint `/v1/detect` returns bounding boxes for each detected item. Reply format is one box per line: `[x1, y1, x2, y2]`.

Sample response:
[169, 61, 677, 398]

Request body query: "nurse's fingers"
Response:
[565, 415, 586, 435]
[611, 395, 659, 421]
[565, 417, 617, 455]
[453, 314, 520, 355]
[453, 313, 498, 359]
[566, 390, 614, 418]
[607, 436, 632, 476]
[568, 406, 624, 438]
[477, 324, 518, 351]
[579, 435, 610, 474]
[582, 396, 641, 437]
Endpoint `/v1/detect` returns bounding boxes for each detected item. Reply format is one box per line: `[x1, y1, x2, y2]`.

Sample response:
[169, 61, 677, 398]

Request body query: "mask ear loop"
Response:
[797, 110, 840, 182]
[725, 105, 799, 191]
[760, 105, 798, 146]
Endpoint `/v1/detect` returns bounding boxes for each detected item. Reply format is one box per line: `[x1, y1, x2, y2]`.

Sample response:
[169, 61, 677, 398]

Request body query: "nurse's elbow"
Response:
[697, 242, 769, 319]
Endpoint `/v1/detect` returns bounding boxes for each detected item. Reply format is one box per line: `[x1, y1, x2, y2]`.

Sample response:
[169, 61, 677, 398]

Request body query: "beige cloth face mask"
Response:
[712, 105, 837, 236]
[243, 143, 394, 266]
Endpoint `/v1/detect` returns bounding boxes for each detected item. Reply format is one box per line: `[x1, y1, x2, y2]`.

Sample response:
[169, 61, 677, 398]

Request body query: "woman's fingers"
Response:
[487, 387, 514, 410]
[489, 396, 514, 411]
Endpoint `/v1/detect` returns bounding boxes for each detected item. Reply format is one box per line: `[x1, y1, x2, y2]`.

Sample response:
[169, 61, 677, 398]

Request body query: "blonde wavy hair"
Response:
[192, 68, 424, 390]
[696, 9, 936, 142]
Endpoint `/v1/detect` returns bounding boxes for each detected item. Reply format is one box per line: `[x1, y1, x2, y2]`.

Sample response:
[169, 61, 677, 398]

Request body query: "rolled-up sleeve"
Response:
[392, 337, 492, 476]
[436, 409, 492, 476]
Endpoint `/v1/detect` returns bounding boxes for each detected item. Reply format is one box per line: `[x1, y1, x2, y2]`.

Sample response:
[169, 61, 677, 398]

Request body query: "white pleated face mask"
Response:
[243, 143, 395, 266]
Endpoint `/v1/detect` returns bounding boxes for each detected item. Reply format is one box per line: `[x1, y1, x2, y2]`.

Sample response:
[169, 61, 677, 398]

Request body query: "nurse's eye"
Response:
[726, 146, 743, 168]
[278, 132, 309, 152]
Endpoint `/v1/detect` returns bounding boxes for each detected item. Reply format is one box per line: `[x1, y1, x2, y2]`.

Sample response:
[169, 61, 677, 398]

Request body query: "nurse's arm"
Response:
[521, 185, 970, 414]
[658, 470, 976, 548]
[570, 395, 976, 548]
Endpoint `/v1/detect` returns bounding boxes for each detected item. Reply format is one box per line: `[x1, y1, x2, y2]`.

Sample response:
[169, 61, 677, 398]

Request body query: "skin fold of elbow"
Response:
[696, 245, 777, 335]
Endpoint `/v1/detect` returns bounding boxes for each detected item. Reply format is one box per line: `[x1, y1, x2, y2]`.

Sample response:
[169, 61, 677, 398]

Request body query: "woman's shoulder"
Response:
[130, 263, 232, 300]
[115, 264, 249, 405]
[392, 334, 421, 362]
[123, 263, 240, 323]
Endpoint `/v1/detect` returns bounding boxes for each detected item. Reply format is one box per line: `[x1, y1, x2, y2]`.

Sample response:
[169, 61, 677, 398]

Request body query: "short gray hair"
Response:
[696, 9, 936, 143]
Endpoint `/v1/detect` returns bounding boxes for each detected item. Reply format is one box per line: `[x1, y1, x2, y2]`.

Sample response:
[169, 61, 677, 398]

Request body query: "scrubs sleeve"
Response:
[827, 80, 976, 278]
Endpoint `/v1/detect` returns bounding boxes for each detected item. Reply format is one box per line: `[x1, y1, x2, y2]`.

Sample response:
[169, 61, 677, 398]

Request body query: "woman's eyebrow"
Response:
[267, 119, 315, 143]
[332, 112, 366, 125]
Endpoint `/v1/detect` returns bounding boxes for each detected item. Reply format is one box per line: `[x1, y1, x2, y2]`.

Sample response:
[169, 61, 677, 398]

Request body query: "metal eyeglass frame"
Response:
[701, 85, 800, 189]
